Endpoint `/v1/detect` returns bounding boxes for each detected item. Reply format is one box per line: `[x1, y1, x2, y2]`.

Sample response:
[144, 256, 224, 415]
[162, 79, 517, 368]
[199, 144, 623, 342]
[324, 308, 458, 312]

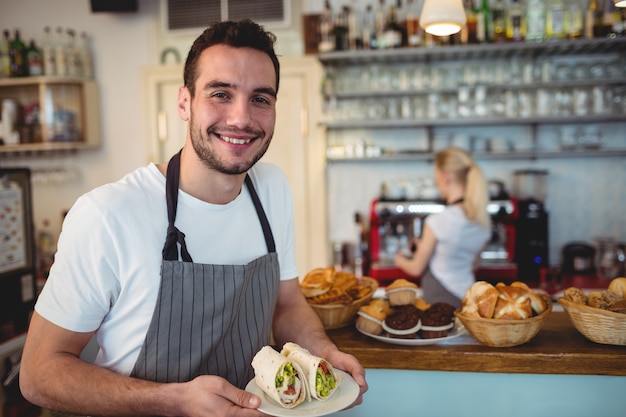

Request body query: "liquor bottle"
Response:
[26, 39, 43, 76]
[333, 6, 350, 51]
[383, 2, 403, 48]
[599, 0, 615, 38]
[491, 0, 507, 42]
[405, 0, 423, 47]
[462, 0, 478, 44]
[55, 27, 67, 76]
[526, 0, 546, 41]
[362, 3, 377, 49]
[375, 0, 387, 48]
[347, 4, 361, 50]
[65, 29, 81, 76]
[546, 0, 566, 40]
[0, 30, 10, 78]
[318, 0, 335, 52]
[8, 29, 27, 77]
[506, 0, 526, 41]
[475, 0, 493, 43]
[42, 26, 57, 76]
[565, 1, 583, 39]
[79, 31, 94, 79]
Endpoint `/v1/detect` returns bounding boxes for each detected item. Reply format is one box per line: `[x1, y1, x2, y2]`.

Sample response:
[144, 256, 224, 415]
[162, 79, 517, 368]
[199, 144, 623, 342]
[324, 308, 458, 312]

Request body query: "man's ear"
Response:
[178, 86, 191, 121]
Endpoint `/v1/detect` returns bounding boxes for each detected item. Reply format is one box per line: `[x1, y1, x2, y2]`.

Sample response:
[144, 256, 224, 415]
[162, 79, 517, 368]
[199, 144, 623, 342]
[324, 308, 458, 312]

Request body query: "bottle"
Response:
[318, 0, 335, 52]
[462, 0, 478, 44]
[333, 6, 350, 51]
[8, 30, 27, 77]
[65, 29, 81, 76]
[375, 0, 387, 49]
[42, 26, 57, 76]
[475, 0, 493, 43]
[565, 1, 583, 39]
[26, 39, 43, 76]
[506, 0, 526, 41]
[600, 0, 616, 37]
[362, 3, 377, 49]
[545, 0, 566, 40]
[383, 2, 403, 48]
[79, 31, 94, 78]
[526, 0, 546, 41]
[55, 27, 67, 76]
[405, 0, 423, 47]
[0, 30, 10, 78]
[491, 0, 507, 42]
[347, 4, 361, 50]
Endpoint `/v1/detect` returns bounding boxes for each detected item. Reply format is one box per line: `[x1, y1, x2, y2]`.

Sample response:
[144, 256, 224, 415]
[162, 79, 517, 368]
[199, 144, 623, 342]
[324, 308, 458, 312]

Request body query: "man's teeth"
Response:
[221, 135, 252, 145]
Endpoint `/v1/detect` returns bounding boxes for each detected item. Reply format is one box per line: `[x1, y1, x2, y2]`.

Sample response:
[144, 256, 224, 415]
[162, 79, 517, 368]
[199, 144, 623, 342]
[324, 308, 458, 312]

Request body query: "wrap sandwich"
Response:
[281, 342, 340, 401]
[251, 346, 309, 409]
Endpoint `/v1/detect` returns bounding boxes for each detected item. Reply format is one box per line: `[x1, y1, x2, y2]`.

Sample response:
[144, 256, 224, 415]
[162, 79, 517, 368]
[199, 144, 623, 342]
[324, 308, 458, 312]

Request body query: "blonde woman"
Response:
[394, 147, 490, 307]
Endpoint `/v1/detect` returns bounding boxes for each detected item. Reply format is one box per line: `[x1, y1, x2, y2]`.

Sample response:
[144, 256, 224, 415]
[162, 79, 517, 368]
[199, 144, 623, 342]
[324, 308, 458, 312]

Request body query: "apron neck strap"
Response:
[245, 175, 276, 253]
[162, 150, 193, 262]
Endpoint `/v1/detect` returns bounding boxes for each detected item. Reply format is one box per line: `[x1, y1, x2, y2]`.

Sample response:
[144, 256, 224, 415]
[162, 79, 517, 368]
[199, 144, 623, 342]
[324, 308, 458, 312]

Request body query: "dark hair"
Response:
[183, 19, 280, 97]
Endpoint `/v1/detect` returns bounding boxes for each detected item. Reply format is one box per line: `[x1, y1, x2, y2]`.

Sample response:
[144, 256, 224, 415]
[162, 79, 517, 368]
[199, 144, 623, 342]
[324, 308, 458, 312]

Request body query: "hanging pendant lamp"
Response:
[420, 0, 467, 37]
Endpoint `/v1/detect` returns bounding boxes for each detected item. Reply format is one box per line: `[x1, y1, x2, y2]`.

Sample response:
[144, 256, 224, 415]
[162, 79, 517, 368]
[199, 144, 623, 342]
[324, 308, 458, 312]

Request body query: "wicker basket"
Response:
[454, 296, 553, 347]
[557, 297, 626, 346]
[309, 277, 378, 329]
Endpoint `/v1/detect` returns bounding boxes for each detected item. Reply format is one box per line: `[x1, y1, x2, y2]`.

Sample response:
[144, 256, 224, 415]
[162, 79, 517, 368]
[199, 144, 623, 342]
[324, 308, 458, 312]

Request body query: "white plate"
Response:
[357, 318, 467, 346]
[245, 369, 359, 417]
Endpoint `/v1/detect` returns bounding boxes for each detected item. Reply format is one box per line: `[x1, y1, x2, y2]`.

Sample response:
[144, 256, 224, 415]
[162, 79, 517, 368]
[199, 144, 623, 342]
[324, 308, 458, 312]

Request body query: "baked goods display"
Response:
[356, 278, 460, 343]
[302, 267, 374, 305]
[560, 277, 626, 314]
[302, 267, 377, 329]
[558, 277, 626, 346]
[460, 281, 548, 319]
[455, 280, 553, 347]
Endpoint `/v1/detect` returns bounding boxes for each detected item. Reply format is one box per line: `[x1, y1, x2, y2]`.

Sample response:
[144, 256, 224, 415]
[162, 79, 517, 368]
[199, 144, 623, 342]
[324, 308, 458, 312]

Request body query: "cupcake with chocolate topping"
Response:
[382, 304, 422, 339]
[420, 302, 456, 339]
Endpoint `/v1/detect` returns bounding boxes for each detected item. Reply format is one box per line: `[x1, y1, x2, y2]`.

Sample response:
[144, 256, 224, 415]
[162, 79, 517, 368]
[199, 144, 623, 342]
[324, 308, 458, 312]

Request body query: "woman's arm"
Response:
[394, 224, 437, 277]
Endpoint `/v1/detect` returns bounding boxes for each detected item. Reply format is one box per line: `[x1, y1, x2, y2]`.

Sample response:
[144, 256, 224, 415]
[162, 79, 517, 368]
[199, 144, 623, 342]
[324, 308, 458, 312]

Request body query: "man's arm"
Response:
[20, 312, 262, 417]
[271, 279, 368, 399]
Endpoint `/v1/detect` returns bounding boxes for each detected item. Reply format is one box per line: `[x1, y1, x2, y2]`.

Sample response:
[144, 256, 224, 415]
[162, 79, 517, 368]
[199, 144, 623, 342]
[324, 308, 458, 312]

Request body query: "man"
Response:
[20, 20, 367, 417]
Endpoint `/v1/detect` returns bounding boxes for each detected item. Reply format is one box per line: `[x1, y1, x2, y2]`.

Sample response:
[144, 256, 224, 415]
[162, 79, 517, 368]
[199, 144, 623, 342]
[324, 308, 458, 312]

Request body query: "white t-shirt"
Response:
[426, 205, 490, 299]
[35, 161, 298, 375]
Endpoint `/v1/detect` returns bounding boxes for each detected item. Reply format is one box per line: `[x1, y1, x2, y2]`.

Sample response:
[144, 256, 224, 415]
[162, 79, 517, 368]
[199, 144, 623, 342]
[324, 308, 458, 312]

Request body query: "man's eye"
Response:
[212, 92, 229, 99]
[253, 96, 271, 105]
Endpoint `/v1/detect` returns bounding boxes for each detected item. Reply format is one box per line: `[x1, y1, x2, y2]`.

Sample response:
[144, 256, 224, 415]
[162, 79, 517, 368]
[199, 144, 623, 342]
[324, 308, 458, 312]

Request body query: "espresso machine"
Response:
[511, 169, 549, 282]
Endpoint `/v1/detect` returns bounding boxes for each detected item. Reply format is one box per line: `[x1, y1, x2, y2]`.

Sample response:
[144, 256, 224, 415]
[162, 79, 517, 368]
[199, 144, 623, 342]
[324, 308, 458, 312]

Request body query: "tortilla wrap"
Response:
[251, 346, 309, 409]
[280, 342, 340, 401]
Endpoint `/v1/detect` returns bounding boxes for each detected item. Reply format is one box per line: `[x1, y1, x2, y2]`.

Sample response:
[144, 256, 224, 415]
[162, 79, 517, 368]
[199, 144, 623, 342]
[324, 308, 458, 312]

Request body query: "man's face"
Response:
[180, 44, 277, 175]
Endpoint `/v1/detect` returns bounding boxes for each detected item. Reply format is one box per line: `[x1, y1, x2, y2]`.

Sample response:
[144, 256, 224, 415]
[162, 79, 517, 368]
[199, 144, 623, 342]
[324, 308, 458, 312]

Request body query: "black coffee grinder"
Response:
[512, 169, 549, 282]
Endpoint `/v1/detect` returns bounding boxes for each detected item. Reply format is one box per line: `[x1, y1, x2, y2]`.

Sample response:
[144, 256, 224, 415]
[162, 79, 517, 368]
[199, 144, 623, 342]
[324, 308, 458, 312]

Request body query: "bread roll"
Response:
[608, 277, 626, 299]
[461, 281, 499, 318]
[510, 281, 547, 314]
[493, 285, 532, 320]
[563, 287, 587, 304]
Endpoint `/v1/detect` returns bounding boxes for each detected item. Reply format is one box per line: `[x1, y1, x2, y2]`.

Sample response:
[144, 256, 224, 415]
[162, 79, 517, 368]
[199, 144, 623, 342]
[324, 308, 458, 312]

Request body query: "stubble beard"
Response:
[189, 116, 273, 175]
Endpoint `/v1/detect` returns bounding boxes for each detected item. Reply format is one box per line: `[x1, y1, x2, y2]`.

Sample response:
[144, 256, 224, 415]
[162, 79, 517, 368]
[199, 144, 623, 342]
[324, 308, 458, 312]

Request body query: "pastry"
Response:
[461, 281, 499, 318]
[383, 304, 422, 339]
[493, 284, 532, 320]
[415, 297, 430, 311]
[563, 287, 587, 305]
[385, 278, 419, 306]
[420, 302, 456, 339]
[510, 281, 547, 315]
[587, 290, 621, 310]
[609, 299, 626, 314]
[356, 303, 387, 335]
[301, 267, 333, 297]
[608, 277, 626, 299]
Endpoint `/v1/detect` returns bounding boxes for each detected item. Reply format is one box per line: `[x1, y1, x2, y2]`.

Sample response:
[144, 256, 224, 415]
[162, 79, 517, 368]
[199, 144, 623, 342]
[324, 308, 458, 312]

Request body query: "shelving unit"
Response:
[318, 37, 626, 162]
[0, 76, 100, 156]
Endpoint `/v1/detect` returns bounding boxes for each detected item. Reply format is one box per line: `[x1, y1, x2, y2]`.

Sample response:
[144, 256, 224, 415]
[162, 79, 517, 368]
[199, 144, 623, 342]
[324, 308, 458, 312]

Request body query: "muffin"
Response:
[385, 279, 419, 306]
[420, 302, 456, 339]
[382, 304, 422, 339]
[356, 303, 387, 335]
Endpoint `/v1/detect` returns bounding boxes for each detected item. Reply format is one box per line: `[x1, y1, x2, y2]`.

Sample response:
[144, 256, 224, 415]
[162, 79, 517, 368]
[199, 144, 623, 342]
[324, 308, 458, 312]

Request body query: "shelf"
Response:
[318, 37, 626, 66]
[322, 114, 626, 129]
[327, 148, 626, 163]
[0, 141, 99, 156]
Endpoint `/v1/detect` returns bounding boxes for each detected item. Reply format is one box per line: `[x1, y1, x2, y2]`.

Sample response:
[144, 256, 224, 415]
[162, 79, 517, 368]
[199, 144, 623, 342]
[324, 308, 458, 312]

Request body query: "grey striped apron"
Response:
[131, 151, 280, 388]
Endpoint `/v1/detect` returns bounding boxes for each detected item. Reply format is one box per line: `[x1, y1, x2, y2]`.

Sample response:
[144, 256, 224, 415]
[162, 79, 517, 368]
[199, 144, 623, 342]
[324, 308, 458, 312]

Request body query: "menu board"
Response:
[0, 169, 34, 276]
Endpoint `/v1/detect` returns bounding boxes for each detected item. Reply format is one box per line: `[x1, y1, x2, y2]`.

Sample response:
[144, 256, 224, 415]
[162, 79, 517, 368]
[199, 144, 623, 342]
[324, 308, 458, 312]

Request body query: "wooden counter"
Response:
[326, 312, 626, 376]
